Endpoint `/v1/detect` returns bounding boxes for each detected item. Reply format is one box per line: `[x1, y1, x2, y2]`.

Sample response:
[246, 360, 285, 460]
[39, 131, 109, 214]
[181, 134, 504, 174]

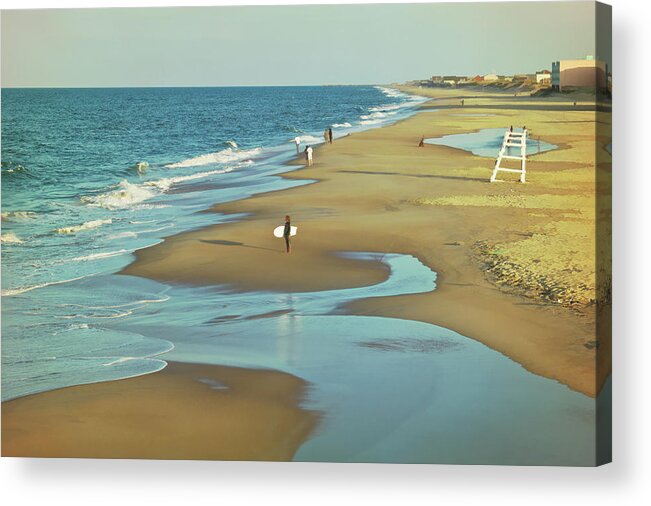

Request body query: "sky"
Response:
[1, 2, 609, 88]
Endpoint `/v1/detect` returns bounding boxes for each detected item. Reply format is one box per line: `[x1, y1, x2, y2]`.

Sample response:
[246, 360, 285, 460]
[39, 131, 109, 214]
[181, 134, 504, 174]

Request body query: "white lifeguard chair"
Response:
[490, 128, 528, 183]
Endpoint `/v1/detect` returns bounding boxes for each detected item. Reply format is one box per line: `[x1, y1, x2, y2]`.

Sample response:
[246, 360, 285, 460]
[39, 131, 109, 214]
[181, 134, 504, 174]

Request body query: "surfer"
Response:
[283, 215, 292, 253]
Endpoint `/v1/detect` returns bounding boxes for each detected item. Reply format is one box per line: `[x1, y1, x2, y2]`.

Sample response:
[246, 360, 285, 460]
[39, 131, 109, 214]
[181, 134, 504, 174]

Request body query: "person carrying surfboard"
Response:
[283, 215, 292, 253]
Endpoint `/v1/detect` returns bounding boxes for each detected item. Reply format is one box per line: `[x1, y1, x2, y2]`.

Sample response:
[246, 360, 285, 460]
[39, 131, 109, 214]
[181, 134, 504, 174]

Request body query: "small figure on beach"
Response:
[510, 125, 513, 133]
[461, 99, 465, 107]
[328, 128, 333, 144]
[305, 145, 313, 166]
[283, 215, 292, 253]
[418, 136, 425, 147]
[324, 128, 329, 144]
[294, 136, 301, 155]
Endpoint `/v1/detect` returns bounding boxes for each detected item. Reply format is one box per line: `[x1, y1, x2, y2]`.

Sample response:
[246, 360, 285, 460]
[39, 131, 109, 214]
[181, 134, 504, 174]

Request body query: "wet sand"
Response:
[2, 362, 319, 460]
[122, 88, 611, 397]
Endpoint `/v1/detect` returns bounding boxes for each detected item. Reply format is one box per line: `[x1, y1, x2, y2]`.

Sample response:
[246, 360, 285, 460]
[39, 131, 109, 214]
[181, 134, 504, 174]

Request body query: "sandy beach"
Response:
[123, 87, 611, 396]
[2, 362, 319, 460]
[2, 87, 611, 459]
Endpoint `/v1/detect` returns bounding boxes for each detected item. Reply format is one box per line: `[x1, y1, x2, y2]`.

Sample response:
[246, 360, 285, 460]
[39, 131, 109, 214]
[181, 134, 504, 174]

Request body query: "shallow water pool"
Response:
[425, 127, 557, 158]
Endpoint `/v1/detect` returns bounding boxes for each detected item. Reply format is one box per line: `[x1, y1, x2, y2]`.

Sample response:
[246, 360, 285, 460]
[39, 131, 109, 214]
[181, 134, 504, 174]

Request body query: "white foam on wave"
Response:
[71, 249, 130, 262]
[360, 111, 394, 120]
[56, 218, 112, 235]
[1, 211, 37, 222]
[82, 181, 157, 210]
[144, 167, 234, 192]
[130, 161, 150, 175]
[165, 147, 261, 169]
[298, 135, 323, 144]
[359, 119, 384, 126]
[376, 86, 406, 98]
[1, 274, 91, 297]
[1, 232, 23, 244]
[332, 122, 352, 128]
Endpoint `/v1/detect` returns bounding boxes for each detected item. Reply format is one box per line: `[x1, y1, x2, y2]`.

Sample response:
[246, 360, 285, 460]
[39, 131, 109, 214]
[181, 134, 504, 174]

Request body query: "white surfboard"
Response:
[273, 225, 298, 238]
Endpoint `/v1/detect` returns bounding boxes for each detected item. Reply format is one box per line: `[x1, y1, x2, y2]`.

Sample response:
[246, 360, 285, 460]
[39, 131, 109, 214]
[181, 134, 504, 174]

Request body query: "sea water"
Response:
[1, 86, 426, 400]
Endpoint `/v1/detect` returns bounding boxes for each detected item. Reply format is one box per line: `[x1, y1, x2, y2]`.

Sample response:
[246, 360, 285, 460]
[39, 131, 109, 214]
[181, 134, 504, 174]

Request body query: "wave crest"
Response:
[81, 181, 157, 210]
[56, 219, 112, 235]
[165, 147, 261, 169]
[1, 232, 23, 244]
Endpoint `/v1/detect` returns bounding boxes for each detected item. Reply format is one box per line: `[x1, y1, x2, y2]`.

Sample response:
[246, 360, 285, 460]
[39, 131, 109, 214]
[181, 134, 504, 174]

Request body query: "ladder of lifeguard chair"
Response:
[490, 129, 527, 183]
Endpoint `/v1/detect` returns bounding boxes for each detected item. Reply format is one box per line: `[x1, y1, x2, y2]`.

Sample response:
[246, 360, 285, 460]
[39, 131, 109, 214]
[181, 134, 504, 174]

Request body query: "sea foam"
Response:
[144, 168, 233, 192]
[56, 218, 112, 235]
[1, 211, 37, 222]
[81, 181, 158, 210]
[1, 232, 23, 244]
[165, 147, 261, 169]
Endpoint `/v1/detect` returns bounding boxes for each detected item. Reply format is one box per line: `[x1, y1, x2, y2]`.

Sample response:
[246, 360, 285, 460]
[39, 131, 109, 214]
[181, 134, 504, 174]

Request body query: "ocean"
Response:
[1, 85, 426, 401]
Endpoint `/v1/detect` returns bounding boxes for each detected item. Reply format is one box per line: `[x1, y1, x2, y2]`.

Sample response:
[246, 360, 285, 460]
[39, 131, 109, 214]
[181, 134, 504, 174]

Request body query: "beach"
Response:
[2, 87, 611, 461]
[2, 361, 318, 460]
[123, 87, 611, 396]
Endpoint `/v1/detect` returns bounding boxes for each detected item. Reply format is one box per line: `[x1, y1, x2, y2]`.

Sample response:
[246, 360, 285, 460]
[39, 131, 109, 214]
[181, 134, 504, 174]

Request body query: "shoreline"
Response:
[2, 361, 319, 460]
[2, 86, 610, 460]
[121, 87, 610, 397]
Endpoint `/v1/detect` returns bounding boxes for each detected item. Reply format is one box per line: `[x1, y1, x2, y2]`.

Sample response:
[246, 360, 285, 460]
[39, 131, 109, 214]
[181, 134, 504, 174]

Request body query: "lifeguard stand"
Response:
[490, 128, 528, 183]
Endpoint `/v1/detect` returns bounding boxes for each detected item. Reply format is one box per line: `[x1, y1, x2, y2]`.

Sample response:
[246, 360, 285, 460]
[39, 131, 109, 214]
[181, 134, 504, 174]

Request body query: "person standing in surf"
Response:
[328, 128, 333, 144]
[294, 136, 301, 155]
[283, 215, 292, 253]
[324, 128, 329, 144]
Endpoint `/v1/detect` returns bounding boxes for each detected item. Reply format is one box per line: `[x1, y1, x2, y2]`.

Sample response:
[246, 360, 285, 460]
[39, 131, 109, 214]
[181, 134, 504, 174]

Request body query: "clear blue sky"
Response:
[1, 2, 607, 87]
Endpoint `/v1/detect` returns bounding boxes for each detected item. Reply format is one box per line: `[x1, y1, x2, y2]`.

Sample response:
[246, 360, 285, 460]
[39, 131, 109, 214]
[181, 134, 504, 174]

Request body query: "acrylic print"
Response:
[1, 2, 611, 465]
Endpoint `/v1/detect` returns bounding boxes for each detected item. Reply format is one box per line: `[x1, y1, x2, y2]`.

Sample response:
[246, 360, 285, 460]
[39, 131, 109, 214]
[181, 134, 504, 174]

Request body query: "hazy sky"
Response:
[1, 2, 607, 87]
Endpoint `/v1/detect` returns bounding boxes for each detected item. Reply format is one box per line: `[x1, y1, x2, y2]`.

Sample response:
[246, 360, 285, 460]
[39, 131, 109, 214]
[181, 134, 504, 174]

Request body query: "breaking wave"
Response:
[81, 181, 158, 210]
[165, 147, 262, 169]
[1, 232, 23, 244]
[143, 167, 234, 192]
[1, 211, 38, 222]
[56, 218, 113, 235]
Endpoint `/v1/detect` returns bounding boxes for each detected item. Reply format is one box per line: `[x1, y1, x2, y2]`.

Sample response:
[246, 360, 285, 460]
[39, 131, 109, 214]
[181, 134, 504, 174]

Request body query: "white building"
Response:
[536, 70, 551, 84]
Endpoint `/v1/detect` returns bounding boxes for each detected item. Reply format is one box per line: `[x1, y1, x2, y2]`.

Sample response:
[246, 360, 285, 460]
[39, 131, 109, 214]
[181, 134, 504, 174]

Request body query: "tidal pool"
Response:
[104, 252, 596, 466]
[425, 127, 558, 158]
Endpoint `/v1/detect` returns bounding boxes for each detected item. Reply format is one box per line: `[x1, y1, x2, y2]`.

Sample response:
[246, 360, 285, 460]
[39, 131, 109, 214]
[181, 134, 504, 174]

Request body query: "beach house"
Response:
[551, 56, 608, 92]
[536, 70, 552, 85]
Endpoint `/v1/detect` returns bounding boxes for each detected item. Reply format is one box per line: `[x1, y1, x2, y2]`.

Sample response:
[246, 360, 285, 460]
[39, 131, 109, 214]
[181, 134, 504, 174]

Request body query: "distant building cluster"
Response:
[413, 56, 611, 95]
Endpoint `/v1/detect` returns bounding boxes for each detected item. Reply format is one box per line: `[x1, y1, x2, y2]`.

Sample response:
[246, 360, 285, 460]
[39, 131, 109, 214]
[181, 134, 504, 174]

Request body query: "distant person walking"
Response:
[294, 136, 301, 155]
[461, 99, 465, 107]
[328, 128, 333, 144]
[418, 136, 425, 147]
[324, 128, 329, 144]
[283, 215, 292, 253]
[306, 145, 313, 166]
[509, 125, 513, 133]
